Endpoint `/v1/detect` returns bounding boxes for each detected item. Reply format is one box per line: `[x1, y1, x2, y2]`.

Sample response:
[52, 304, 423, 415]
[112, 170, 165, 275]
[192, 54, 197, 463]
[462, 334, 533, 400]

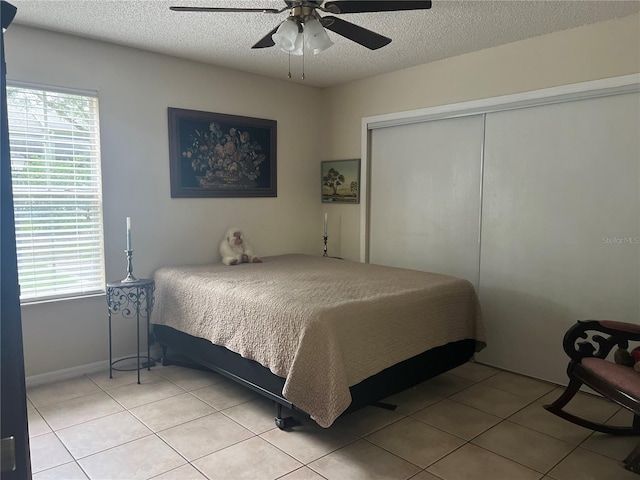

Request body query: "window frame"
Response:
[7, 81, 106, 304]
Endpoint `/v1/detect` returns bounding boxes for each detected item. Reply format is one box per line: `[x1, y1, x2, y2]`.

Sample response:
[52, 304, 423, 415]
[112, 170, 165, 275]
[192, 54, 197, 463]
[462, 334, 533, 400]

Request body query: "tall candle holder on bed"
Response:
[122, 249, 138, 283]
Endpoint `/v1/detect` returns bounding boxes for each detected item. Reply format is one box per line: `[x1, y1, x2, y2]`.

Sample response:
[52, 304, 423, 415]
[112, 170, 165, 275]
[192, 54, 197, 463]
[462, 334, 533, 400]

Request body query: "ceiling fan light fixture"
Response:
[303, 18, 334, 55]
[272, 17, 300, 52]
[173, 1, 432, 55]
[288, 32, 304, 56]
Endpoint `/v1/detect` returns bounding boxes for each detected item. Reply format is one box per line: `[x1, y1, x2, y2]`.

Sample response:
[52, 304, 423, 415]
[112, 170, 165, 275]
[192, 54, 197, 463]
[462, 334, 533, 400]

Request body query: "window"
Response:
[7, 84, 105, 302]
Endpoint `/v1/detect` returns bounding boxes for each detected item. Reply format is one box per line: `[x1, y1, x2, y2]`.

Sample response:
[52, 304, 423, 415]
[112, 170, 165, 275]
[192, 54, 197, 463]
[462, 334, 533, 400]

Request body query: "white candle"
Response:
[126, 217, 132, 251]
[323, 212, 328, 237]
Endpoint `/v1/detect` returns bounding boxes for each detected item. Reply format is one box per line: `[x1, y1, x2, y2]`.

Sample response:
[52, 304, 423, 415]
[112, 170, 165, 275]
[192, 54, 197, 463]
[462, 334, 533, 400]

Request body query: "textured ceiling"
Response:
[9, 0, 640, 88]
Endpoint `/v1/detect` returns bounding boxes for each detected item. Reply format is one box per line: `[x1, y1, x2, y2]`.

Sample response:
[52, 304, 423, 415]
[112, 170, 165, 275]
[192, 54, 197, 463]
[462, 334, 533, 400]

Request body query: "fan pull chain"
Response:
[287, 51, 292, 79]
[301, 33, 305, 80]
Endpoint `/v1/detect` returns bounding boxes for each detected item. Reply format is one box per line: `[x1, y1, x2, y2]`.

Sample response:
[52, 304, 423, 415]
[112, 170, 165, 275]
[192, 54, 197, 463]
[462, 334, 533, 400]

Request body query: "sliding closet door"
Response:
[369, 115, 484, 286]
[477, 92, 640, 384]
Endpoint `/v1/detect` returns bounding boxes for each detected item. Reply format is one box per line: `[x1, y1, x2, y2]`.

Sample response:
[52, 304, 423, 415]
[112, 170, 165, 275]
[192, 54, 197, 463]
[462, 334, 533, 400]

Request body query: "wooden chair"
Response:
[544, 320, 640, 474]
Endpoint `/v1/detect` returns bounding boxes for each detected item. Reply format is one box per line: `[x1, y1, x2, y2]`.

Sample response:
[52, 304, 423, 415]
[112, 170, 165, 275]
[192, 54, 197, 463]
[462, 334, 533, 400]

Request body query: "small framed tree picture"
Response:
[321, 159, 360, 204]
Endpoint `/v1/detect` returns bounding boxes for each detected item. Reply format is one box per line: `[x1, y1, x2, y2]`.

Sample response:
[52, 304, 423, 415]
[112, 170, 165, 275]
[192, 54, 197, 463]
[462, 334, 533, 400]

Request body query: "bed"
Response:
[152, 254, 486, 428]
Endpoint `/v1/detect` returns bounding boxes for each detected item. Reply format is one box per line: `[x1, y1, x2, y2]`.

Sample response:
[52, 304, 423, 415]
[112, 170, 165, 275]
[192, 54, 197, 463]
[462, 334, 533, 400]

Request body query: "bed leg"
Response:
[274, 402, 300, 430]
[372, 401, 397, 411]
[160, 345, 168, 366]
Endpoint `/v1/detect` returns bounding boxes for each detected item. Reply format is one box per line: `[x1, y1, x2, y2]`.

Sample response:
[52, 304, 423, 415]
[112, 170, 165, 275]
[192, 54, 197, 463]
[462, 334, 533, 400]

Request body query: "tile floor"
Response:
[26, 361, 639, 480]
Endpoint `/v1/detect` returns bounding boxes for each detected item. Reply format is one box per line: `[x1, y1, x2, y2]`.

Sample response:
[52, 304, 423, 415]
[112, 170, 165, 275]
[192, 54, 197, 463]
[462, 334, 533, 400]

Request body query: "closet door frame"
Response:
[360, 74, 640, 263]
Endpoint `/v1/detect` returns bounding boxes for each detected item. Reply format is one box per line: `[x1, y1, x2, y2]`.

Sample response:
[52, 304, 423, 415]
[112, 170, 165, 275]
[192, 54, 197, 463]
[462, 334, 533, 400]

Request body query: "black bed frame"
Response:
[153, 324, 476, 429]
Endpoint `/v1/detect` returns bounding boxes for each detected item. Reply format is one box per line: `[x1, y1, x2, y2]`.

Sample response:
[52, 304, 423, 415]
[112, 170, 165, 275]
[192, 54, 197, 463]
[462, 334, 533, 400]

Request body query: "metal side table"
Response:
[106, 278, 155, 384]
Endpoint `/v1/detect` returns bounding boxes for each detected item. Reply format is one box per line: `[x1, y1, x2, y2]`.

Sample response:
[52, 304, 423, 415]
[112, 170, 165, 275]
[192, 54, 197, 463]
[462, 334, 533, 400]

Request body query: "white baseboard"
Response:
[25, 345, 163, 387]
[26, 359, 111, 387]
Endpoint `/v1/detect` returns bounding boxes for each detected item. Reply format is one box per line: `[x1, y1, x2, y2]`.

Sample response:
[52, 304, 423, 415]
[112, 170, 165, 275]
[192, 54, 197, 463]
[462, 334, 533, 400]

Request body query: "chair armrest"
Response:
[598, 320, 640, 336]
[563, 320, 640, 362]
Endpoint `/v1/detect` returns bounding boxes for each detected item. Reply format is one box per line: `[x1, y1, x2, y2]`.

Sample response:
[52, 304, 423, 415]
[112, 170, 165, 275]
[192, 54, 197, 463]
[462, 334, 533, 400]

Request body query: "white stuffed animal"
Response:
[219, 227, 262, 265]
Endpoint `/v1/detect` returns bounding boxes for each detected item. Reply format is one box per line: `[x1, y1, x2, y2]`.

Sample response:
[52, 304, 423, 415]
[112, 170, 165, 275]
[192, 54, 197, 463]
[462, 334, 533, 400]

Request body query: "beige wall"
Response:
[6, 26, 326, 376]
[322, 13, 640, 261]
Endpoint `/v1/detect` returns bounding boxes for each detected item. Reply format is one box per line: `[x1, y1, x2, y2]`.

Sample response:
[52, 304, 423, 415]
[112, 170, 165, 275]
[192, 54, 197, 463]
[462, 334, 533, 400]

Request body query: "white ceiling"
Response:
[9, 0, 640, 88]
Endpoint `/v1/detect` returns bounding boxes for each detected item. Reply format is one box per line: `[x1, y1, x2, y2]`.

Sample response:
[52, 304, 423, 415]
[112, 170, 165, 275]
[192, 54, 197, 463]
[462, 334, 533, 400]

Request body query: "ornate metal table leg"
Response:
[108, 307, 113, 379]
[136, 285, 141, 384]
[146, 283, 152, 371]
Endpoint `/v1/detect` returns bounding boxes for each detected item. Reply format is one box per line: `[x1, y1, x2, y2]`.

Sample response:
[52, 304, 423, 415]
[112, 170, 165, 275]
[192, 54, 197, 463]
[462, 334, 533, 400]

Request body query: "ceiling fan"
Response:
[170, 1, 433, 53]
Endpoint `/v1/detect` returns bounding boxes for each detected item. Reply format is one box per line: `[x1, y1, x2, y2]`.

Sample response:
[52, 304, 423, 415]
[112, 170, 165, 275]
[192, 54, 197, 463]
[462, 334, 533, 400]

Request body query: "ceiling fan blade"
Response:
[323, 1, 431, 14]
[252, 24, 281, 49]
[170, 6, 282, 13]
[321, 16, 391, 50]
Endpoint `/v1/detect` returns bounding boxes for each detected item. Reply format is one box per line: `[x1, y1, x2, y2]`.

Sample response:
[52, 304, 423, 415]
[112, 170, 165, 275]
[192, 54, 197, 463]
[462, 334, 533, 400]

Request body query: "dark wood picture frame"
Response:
[168, 107, 277, 198]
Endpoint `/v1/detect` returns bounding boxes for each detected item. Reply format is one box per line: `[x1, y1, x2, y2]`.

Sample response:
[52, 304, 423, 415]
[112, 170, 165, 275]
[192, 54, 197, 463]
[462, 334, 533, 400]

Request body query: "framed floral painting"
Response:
[168, 108, 277, 197]
[321, 159, 360, 203]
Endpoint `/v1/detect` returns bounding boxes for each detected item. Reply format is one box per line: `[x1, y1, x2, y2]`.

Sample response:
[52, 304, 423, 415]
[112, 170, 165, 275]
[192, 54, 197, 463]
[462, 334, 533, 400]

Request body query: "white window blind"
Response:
[7, 85, 105, 302]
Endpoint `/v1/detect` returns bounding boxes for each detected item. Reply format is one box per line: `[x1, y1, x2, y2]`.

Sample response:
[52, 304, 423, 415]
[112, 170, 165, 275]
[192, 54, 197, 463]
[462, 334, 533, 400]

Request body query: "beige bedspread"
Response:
[152, 254, 485, 427]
